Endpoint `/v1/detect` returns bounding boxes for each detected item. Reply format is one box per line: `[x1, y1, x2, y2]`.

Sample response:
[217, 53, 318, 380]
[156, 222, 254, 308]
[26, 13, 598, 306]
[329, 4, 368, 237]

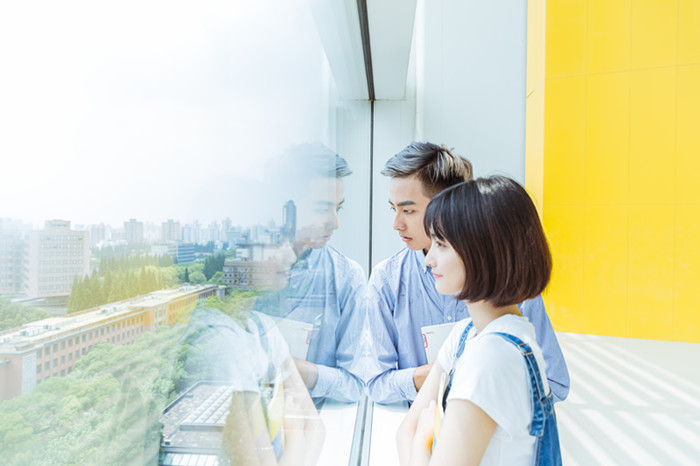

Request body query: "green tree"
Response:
[203, 253, 226, 280]
[0, 298, 50, 330]
[208, 271, 224, 285]
[189, 271, 206, 284]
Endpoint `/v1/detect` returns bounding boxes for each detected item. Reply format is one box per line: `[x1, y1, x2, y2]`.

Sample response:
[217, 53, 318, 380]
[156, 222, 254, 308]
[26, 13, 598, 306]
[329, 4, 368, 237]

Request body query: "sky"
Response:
[0, 0, 331, 228]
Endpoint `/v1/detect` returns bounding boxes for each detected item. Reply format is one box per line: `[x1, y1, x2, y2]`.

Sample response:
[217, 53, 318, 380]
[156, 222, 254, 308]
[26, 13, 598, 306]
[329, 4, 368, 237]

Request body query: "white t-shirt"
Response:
[436, 314, 550, 466]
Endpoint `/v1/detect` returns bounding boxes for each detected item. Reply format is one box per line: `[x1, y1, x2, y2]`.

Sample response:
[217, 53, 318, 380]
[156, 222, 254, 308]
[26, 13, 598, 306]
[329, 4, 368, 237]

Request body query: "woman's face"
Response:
[263, 242, 296, 291]
[424, 236, 465, 295]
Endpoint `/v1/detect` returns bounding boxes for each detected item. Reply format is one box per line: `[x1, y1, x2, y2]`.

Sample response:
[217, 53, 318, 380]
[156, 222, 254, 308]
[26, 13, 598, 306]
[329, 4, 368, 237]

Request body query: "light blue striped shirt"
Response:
[364, 247, 570, 404]
[255, 246, 367, 403]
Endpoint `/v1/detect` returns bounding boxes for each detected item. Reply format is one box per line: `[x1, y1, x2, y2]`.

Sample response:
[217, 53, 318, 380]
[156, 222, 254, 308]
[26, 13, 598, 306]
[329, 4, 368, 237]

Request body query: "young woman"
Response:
[396, 176, 562, 466]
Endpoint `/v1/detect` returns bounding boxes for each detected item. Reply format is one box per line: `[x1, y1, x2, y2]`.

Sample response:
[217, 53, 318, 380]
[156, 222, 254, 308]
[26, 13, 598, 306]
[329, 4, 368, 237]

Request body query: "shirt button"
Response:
[447, 316, 452, 321]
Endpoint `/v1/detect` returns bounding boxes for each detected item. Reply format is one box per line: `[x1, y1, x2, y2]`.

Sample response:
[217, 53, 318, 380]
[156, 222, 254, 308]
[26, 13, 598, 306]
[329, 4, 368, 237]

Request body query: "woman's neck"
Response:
[467, 301, 521, 334]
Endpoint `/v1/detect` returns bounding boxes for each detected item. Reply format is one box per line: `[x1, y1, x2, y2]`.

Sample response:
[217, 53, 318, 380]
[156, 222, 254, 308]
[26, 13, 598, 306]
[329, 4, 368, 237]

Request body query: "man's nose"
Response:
[393, 212, 404, 231]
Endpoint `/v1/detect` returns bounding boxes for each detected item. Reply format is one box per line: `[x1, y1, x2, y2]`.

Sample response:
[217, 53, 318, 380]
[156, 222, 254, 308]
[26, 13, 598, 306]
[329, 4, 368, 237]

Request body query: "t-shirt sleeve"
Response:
[446, 336, 530, 439]
[436, 320, 470, 373]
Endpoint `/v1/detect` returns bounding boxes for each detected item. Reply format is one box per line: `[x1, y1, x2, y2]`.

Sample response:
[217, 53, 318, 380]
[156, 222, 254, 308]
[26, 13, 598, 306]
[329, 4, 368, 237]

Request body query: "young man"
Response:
[365, 141, 570, 404]
[254, 143, 367, 404]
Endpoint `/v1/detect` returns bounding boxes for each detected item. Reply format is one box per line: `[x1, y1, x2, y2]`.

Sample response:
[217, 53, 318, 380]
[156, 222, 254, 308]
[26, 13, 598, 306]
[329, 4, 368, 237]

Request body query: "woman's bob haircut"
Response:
[424, 176, 552, 307]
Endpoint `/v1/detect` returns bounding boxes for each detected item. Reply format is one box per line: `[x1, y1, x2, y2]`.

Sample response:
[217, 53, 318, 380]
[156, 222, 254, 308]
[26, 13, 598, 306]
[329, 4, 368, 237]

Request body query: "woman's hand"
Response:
[414, 400, 437, 452]
[406, 399, 437, 466]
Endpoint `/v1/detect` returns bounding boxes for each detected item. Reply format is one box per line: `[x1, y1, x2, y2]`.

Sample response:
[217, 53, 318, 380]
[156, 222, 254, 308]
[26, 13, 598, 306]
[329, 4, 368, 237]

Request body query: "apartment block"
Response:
[26, 220, 90, 299]
[124, 219, 144, 244]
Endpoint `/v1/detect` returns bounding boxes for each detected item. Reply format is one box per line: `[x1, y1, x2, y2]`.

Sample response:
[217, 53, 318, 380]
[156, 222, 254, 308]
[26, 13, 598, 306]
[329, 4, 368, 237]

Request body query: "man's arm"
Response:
[363, 268, 422, 404]
[519, 295, 570, 401]
[310, 259, 367, 402]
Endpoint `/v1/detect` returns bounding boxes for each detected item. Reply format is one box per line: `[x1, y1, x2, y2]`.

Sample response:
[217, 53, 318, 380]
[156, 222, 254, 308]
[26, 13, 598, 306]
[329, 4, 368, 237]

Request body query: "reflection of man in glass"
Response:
[256, 143, 367, 404]
[166, 242, 324, 465]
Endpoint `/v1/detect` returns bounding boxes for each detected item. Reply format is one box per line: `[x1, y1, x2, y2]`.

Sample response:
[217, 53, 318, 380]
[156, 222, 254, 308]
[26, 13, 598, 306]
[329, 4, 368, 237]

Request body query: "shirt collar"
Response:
[414, 248, 430, 273]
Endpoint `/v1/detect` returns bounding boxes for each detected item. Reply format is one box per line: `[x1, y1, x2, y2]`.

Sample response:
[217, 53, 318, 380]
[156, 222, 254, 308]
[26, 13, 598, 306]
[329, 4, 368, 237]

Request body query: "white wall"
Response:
[369, 0, 528, 269]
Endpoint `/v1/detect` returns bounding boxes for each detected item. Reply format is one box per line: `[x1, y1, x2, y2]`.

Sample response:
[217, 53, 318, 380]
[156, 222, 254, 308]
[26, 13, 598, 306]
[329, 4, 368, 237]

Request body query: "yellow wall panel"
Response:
[544, 77, 587, 205]
[543, 205, 585, 332]
[582, 206, 629, 336]
[585, 73, 630, 204]
[546, 0, 587, 77]
[676, 65, 700, 203]
[629, 68, 676, 205]
[538, 1, 700, 343]
[674, 205, 700, 342]
[587, 0, 632, 73]
[679, 0, 700, 63]
[627, 206, 675, 340]
[631, 0, 678, 68]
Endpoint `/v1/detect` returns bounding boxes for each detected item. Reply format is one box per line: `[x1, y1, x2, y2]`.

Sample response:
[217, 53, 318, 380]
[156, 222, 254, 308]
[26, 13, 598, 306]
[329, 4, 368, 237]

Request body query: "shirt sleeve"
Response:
[312, 258, 366, 402]
[364, 267, 419, 404]
[518, 295, 570, 402]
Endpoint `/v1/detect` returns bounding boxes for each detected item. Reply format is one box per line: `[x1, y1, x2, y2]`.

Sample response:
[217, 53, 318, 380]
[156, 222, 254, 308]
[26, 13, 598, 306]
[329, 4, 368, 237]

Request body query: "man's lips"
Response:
[400, 236, 412, 242]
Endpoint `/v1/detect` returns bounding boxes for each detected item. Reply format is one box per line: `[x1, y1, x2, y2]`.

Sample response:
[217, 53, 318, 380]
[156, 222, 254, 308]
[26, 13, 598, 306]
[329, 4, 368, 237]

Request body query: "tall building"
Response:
[25, 220, 90, 299]
[282, 200, 296, 242]
[123, 219, 144, 244]
[161, 220, 180, 243]
[0, 220, 28, 296]
[175, 243, 195, 264]
[89, 224, 106, 248]
[206, 221, 220, 243]
[181, 224, 192, 243]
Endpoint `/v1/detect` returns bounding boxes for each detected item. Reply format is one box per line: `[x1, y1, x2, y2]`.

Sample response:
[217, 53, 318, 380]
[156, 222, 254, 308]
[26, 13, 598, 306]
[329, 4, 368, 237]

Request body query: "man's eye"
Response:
[389, 206, 396, 212]
[403, 209, 414, 214]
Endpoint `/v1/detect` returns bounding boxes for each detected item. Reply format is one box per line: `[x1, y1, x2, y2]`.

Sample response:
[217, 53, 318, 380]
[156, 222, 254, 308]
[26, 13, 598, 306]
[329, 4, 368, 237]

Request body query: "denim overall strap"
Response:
[442, 321, 473, 411]
[492, 332, 562, 466]
[492, 332, 547, 435]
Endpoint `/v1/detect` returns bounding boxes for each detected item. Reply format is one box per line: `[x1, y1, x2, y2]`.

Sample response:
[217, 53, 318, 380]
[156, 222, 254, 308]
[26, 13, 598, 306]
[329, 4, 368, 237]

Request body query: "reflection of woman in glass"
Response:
[179, 243, 324, 466]
[396, 177, 561, 465]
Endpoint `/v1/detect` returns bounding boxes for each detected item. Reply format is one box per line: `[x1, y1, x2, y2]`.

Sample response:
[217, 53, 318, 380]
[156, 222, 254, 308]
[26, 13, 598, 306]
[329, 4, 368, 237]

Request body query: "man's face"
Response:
[295, 176, 344, 249]
[388, 175, 432, 253]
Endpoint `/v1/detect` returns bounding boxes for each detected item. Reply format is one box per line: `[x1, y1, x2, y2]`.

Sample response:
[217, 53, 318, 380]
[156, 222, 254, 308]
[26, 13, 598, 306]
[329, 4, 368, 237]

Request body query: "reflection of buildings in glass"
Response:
[89, 223, 106, 248]
[124, 218, 144, 243]
[0, 284, 225, 402]
[0, 221, 28, 296]
[161, 219, 181, 243]
[26, 220, 90, 299]
[222, 258, 276, 291]
[159, 381, 233, 465]
[176, 243, 195, 264]
[282, 200, 296, 242]
[150, 242, 195, 264]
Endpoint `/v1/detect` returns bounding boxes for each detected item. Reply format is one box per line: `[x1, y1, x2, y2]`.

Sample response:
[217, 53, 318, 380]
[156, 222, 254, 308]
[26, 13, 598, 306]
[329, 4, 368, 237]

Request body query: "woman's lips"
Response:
[432, 272, 442, 279]
[401, 236, 412, 242]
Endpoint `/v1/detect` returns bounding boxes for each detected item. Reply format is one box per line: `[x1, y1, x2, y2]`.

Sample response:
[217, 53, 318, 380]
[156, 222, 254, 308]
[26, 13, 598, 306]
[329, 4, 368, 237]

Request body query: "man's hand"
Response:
[294, 358, 319, 389]
[413, 363, 433, 392]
